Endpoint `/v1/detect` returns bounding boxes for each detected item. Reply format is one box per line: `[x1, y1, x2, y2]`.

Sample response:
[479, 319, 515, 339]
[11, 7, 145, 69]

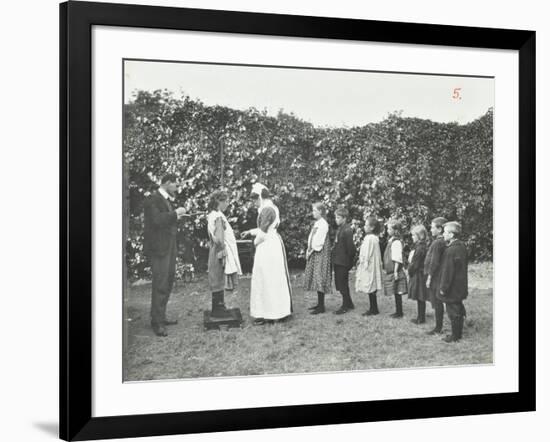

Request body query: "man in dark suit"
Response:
[331, 207, 357, 314]
[438, 221, 469, 343]
[143, 174, 186, 337]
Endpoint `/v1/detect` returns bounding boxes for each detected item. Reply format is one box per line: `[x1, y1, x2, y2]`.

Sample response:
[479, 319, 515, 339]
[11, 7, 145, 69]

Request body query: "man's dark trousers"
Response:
[150, 240, 177, 327]
[143, 189, 179, 329]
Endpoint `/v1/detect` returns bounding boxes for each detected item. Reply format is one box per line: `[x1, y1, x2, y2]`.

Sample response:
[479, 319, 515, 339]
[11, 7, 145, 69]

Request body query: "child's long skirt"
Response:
[383, 269, 408, 296]
[208, 244, 225, 292]
[303, 235, 332, 294]
[408, 272, 428, 301]
[208, 245, 238, 292]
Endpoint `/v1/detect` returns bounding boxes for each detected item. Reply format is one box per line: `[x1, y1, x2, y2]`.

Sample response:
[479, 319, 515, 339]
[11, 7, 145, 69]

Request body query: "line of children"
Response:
[301, 207, 469, 343]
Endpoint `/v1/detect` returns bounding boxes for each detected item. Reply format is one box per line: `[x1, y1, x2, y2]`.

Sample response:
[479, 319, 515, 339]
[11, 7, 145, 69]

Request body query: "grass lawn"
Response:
[124, 262, 493, 381]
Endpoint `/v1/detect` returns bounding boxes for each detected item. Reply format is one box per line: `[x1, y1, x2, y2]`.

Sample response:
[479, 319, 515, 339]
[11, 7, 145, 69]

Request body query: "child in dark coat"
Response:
[423, 217, 448, 334]
[438, 221, 469, 343]
[331, 207, 357, 314]
[407, 225, 429, 324]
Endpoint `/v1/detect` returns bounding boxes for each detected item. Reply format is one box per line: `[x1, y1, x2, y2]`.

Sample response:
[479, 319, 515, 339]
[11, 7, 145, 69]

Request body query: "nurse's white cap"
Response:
[251, 182, 268, 195]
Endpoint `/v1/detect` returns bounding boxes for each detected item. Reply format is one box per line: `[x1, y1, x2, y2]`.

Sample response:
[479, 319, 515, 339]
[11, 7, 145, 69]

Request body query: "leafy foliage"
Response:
[125, 90, 493, 279]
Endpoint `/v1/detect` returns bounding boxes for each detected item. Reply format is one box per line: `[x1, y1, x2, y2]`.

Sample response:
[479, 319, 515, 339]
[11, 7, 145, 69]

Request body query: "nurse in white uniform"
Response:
[243, 183, 292, 324]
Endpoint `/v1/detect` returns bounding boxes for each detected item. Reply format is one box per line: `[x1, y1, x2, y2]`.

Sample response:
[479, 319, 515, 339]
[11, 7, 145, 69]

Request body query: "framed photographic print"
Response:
[60, 1, 536, 440]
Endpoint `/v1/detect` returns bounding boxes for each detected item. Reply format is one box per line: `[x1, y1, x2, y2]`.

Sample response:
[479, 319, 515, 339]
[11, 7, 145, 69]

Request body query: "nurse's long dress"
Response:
[249, 201, 293, 320]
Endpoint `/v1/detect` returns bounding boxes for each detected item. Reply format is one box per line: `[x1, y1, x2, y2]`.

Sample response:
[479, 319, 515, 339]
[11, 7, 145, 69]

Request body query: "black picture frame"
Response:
[60, 1, 536, 440]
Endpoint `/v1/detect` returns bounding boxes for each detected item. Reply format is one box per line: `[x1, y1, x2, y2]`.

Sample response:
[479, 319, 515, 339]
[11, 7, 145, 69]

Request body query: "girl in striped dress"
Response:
[304, 202, 332, 315]
[382, 219, 408, 318]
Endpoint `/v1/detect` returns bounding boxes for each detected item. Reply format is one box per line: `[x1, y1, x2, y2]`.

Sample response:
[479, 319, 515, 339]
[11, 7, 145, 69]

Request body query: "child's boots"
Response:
[390, 294, 403, 318]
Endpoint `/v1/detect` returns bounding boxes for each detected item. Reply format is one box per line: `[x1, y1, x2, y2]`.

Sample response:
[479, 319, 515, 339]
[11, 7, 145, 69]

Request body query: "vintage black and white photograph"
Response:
[123, 59, 494, 382]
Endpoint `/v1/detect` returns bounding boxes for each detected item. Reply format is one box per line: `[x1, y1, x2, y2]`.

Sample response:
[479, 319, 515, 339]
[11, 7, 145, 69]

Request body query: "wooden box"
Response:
[203, 308, 243, 331]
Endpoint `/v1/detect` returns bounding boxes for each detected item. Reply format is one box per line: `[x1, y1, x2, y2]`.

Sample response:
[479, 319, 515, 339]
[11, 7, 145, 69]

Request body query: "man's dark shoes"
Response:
[308, 304, 319, 311]
[427, 327, 443, 335]
[152, 325, 168, 337]
[334, 306, 350, 315]
[443, 334, 460, 343]
[310, 306, 325, 315]
[390, 312, 403, 318]
[410, 318, 425, 325]
[362, 309, 379, 316]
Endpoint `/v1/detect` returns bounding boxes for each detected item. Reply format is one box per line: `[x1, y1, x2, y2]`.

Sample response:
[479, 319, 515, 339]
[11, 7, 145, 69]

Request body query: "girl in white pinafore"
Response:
[245, 183, 293, 322]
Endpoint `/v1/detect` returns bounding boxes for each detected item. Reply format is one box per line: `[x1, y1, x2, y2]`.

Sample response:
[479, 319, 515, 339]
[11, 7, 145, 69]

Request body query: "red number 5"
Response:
[452, 87, 462, 100]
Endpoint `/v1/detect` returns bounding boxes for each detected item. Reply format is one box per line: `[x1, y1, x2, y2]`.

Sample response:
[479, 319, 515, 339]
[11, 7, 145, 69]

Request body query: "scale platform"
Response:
[203, 308, 243, 330]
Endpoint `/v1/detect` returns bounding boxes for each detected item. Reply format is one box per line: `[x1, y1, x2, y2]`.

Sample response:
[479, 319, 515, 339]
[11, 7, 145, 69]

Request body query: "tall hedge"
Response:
[124, 90, 493, 280]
